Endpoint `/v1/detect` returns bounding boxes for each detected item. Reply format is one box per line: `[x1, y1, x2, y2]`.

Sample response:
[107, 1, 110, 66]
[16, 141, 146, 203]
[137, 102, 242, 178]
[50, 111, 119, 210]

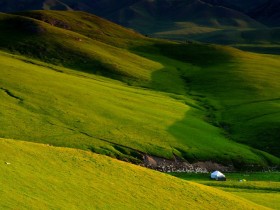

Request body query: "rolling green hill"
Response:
[2, 50, 277, 167]
[0, 12, 159, 83]
[16, 10, 145, 48]
[151, 42, 280, 158]
[0, 138, 269, 209]
[2, 0, 279, 46]
[154, 27, 280, 46]
[0, 11, 279, 168]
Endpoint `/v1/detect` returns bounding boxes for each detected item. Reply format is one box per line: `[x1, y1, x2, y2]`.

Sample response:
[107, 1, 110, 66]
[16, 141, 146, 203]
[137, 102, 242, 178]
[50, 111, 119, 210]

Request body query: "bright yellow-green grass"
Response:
[0, 13, 161, 82]
[17, 10, 147, 48]
[0, 138, 269, 210]
[1, 50, 275, 166]
[230, 191, 280, 210]
[209, 182, 280, 209]
[0, 10, 279, 209]
[171, 172, 280, 209]
[0, 11, 280, 167]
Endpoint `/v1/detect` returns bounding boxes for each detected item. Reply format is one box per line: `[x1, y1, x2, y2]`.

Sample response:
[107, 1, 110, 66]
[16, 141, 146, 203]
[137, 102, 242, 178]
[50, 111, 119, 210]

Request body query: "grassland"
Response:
[171, 172, 280, 209]
[0, 11, 279, 168]
[0, 9, 279, 209]
[0, 138, 269, 209]
[233, 44, 280, 55]
[133, 42, 280, 159]
[16, 10, 146, 48]
[1, 50, 275, 166]
[154, 25, 280, 46]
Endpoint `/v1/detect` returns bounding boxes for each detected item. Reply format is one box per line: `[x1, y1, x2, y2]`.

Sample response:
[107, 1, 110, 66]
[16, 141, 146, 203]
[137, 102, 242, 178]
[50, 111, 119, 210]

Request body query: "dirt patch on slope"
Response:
[141, 154, 235, 173]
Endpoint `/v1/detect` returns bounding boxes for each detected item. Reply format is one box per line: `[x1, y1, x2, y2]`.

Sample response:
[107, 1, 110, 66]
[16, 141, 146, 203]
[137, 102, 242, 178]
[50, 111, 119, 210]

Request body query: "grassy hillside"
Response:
[0, 12, 162, 84]
[234, 44, 280, 55]
[0, 138, 269, 209]
[0, 11, 279, 167]
[249, 0, 280, 27]
[1, 0, 277, 46]
[2, 51, 277, 167]
[144, 42, 280, 158]
[171, 172, 280, 209]
[154, 26, 280, 46]
[17, 10, 146, 48]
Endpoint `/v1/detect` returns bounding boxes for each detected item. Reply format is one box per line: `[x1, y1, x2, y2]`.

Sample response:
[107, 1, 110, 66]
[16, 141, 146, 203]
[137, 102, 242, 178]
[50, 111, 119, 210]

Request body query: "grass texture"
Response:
[0, 138, 269, 210]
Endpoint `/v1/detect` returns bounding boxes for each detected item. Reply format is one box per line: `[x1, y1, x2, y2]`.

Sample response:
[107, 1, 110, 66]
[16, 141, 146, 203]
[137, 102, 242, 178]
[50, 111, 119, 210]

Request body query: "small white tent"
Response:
[210, 171, 226, 181]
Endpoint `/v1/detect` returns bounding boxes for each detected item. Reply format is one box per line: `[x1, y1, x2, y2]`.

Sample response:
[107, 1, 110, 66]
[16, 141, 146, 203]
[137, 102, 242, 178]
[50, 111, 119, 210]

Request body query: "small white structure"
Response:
[210, 171, 226, 181]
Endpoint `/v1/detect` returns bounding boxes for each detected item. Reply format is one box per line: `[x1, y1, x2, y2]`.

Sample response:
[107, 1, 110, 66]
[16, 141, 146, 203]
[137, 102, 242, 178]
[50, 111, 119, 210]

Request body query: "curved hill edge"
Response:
[0, 138, 269, 210]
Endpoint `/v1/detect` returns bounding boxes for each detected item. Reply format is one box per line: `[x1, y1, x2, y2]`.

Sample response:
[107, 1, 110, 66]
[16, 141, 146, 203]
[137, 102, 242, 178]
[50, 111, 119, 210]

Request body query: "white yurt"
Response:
[210, 171, 226, 181]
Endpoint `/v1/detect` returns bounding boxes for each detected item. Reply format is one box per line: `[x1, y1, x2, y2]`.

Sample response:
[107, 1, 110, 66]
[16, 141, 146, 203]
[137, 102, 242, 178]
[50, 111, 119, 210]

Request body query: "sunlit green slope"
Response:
[16, 10, 146, 48]
[0, 138, 269, 210]
[171, 172, 280, 209]
[151, 43, 280, 157]
[2, 51, 276, 167]
[0, 12, 160, 83]
[0, 11, 279, 167]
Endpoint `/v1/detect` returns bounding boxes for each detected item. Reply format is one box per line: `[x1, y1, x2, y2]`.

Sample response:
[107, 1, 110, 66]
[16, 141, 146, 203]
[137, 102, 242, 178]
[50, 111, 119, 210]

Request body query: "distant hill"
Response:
[249, 0, 280, 27]
[102, 0, 264, 32]
[155, 27, 280, 45]
[202, 0, 268, 12]
[1, 0, 279, 45]
[0, 0, 265, 29]
[0, 0, 72, 11]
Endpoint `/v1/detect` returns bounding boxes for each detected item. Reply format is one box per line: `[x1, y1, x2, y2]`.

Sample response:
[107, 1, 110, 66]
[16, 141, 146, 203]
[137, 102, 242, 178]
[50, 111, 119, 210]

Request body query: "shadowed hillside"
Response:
[249, 0, 280, 27]
[17, 10, 145, 48]
[1, 0, 279, 45]
[155, 27, 280, 45]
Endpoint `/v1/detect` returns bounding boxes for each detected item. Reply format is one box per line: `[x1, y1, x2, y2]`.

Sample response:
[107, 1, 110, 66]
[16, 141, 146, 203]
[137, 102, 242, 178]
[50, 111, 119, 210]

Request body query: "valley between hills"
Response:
[0, 9, 279, 209]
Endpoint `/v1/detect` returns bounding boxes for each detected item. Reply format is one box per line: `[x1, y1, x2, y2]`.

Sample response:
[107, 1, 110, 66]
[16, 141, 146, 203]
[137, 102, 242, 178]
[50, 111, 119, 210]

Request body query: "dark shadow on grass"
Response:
[131, 42, 234, 67]
[130, 42, 280, 167]
[235, 45, 280, 55]
[0, 15, 135, 82]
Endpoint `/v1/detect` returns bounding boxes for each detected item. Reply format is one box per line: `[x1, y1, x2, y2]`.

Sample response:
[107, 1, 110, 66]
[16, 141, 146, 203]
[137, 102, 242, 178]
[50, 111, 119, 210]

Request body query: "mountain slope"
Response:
[2, 50, 278, 167]
[0, 0, 275, 45]
[155, 27, 280, 45]
[202, 0, 268, 12]
[0, 12, 159, 83]
[0, 11, 279, 167]
[0, 0, 73, 12]
[155, 42, 280, 157]
[100, 0, 264, 34]
[249, 0, 280, 27]
[0, 0, 266, 30]
[0, 138, 268, 209]
[17, 10, 144, 48]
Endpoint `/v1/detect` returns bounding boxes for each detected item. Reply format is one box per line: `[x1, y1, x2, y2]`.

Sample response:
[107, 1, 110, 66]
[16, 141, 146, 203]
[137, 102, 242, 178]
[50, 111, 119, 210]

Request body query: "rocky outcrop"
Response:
[141, 154, 235, 173]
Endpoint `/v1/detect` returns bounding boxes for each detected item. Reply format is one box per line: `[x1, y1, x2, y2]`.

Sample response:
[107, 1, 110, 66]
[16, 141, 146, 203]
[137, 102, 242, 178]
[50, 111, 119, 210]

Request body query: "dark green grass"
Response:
[133, 41, 280, 158]
[234, 44, 280, 55]
[155, 27, 280, 46]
